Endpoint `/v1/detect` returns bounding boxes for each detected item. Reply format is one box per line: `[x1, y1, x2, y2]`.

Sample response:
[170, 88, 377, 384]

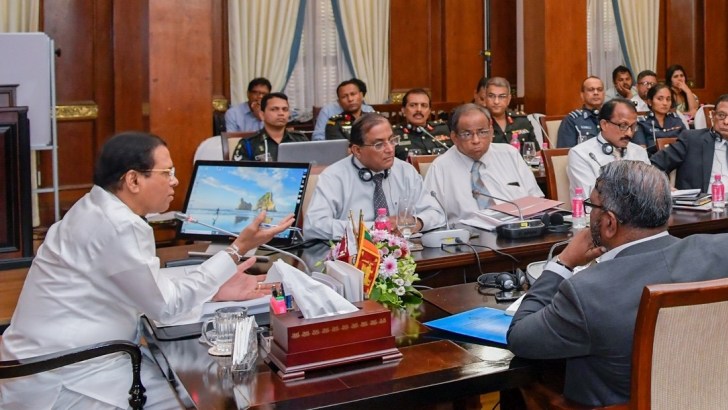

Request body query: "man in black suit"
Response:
[507, 160, 728, 407]
[651, 94, 728, 192]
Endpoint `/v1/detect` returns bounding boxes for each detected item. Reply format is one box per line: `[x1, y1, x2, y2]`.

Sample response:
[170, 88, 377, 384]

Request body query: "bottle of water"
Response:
[712, 175, 725, 212]
[374, 208, 391, 231]
[510, 134, 521, 153]
[572, 187, 586, 229]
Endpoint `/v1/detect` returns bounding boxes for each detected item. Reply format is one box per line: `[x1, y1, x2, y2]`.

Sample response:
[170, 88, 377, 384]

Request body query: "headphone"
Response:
[351, 156, 389, 182]
[477, 269, 528, 292]
[595, 134, 626, 157]
[540, 211, 572, 233]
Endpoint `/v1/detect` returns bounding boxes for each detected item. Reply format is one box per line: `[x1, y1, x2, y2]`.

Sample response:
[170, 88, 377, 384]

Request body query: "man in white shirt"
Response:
[605, 65, 638, 101]
[0, 132, 292, 409]
[631, 70, 658, 112]
[304, 113, 445, 240]
[567, 98, 650, 197]
[424, 104, 543, 226]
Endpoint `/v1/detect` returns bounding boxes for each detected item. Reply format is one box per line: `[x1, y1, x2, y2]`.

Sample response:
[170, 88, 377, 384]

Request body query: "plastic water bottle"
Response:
[572, 187, 586, 229]
[712, 175, 725, 212]
[510, 134, 521, 153]
[374, 208, 391, 231]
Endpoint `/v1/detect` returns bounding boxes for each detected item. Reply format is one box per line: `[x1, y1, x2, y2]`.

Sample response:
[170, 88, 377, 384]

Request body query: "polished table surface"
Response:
[143, 284, 533, 409]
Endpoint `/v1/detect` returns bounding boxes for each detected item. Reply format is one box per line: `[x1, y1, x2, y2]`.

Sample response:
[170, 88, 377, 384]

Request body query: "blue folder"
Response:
[424, 307, 513, 344]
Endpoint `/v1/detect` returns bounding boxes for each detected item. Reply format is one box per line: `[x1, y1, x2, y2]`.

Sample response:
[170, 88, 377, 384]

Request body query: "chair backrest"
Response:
[410, 154, 438, 178]
[0, 340, 146, 409]
[631, 278, 728, 410]
[539, 114, 565, 148]
[655, 137, 678, 151]
[541, 148, 571, 210]
[193, 135, 224, 163]
[221, 131, 256, 160]
[527, 113, 545, 147]
[370, 103, 405, 125]
[693, 104, 715, 129]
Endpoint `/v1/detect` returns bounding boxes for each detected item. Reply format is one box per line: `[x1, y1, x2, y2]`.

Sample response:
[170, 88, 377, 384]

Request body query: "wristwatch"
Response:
[553, 255, 574, 272]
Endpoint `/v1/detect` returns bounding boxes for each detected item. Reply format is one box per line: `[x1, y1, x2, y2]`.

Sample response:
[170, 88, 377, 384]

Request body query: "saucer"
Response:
[208, 346, 232, 356]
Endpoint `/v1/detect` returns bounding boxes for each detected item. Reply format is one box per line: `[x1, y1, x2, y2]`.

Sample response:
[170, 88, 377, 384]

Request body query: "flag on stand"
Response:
[355, 220, 381, 296]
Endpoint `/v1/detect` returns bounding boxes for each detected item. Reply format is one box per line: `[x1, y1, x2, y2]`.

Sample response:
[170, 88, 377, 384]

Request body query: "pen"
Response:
[260, 223, 302, 232]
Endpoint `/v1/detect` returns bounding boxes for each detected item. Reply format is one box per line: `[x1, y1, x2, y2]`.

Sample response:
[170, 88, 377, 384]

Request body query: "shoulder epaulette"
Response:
[568, 109, 583, 118]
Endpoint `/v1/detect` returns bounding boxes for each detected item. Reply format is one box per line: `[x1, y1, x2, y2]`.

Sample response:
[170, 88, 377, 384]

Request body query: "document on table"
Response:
[424, 307, 513, 344]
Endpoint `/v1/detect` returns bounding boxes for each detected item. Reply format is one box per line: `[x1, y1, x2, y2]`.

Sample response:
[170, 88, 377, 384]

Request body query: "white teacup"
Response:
[201, 306, 248, 355]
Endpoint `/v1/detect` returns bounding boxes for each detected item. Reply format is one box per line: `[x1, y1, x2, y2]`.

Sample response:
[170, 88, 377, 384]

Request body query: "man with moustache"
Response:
[392, 88, 451, 160]
[225, 77, 271, 132]
[605, 65, 637, 100]
[324, 79, 371, 140]
[508, 160, 728, 407]
[631, 70, 658, 112]
[304, 113, 445, 240]
[567, 98, 649, 197]
[232, 92, 306, 161]
[0, 132, 293, 409]
[557, 76, 605, 148]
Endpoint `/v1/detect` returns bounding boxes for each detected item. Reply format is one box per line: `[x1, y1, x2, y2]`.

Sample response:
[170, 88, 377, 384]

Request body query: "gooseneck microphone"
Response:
[174, 212, 311, 275]
[416, 126, 450, 150]
[420, 191, 470, 247]
[471, 191, 546, 239]
[588, 152, 603, 167]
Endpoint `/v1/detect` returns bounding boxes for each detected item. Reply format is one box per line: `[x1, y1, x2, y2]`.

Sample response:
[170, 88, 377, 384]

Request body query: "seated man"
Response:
[392, 88, 451, 160]
[508, 160, 728, 407]
[0, 132, 292, 409]
[474, 76, 540, 151]
[312, 78, 374, 141]
[631, 69, 658, 112]
[424, 104, 543, 226]
[225, 77, 271, 132]
[304, 113, 445, 240]
[651, 94, 728, 192]
[231, 92, 307, 161]
[567, 98, 649, 197]
[605, 65, 637, 101]
[556, 76, 605, 148]
[324, 79, 372, 141]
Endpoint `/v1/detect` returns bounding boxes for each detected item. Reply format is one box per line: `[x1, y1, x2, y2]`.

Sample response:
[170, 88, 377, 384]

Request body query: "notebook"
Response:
[277, 139, 350, 166]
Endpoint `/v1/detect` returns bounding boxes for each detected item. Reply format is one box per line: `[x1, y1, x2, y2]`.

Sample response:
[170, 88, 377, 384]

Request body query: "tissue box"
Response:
[267, 300, 402, 380]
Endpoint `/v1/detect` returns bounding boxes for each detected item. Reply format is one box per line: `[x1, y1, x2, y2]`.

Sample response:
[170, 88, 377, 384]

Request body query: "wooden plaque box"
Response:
[267, 300, 402, 380]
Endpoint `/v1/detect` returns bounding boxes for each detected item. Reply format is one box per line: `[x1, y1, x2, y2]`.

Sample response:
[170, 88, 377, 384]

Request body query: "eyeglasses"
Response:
[457, 128, 492, 140]
[607, 120, 638, 133]
[582, 199, 605, 214]
[140, 167, 176, 179]
[486, 93, 509, 101]
[637, 81, 656, 87]
[712, 111, 728, 121]
[359, 136, 401, 151]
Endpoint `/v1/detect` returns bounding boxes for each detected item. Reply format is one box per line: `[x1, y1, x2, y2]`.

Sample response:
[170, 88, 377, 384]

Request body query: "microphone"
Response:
[421, 191, 470, 248]
[588, 152, 603, 167]
[174, 212, 311, 275]
[471, 191, 546, 239]
[416, 126, 450, 150]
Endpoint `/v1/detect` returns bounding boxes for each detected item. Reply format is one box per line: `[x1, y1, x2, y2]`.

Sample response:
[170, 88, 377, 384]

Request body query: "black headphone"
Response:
[595, 135, 626, 157]
[477, 269, 528, 292]
[540, 211, 573, 233]
[351, 156, 389, 182]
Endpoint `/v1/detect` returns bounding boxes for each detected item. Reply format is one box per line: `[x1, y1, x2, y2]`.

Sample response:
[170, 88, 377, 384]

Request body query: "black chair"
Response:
[0, 340, 146, 409]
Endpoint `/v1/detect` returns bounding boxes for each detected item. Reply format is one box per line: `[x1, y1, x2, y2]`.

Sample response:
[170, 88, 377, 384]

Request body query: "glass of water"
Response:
[522, 142, 536, 164]
[396, 196, 417, 247]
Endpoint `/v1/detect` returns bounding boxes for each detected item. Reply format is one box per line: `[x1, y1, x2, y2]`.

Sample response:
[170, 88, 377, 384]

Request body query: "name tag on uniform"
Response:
[399, 140, 412, 146]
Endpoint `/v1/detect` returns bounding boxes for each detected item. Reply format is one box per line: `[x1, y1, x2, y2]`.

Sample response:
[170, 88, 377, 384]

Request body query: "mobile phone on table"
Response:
[495, 290, 526, 303]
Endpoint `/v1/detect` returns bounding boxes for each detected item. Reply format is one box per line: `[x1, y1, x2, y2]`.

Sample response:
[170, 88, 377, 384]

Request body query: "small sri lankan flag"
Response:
[356, 220, 381, 297]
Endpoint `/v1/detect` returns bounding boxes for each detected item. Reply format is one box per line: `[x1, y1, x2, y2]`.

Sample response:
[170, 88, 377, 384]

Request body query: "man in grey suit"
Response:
[507, 160, 728, 407]
[651, 94, 728, 192]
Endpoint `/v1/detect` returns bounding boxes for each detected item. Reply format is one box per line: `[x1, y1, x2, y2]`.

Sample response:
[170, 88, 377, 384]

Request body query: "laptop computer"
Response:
[277, 139, 350, 166]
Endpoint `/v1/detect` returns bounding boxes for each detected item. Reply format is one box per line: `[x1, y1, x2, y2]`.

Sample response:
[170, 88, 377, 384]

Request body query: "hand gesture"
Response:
[557, 228, 607, 269]
[212, 259, 272, 301]
[232, 211, 295, 254]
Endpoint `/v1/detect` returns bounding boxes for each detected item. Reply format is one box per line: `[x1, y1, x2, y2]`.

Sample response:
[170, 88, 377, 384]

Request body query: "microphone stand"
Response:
[416, 126, 450, 151]
[421, 191, 470, 248]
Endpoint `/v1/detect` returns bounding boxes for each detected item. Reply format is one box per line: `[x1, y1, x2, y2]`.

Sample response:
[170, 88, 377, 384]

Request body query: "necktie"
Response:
[470, 161, 492, 209]
[372, 173, 389, 215]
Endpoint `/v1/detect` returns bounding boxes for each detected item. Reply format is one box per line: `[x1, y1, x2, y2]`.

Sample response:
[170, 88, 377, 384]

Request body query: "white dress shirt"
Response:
[631, 95, 649, 112]
[0, 186, 236, 408]
[423, 144, 544, 226]
[711, 139, 728, 184]
[303, 156, 445, 240]
[567, 134, 650, 197]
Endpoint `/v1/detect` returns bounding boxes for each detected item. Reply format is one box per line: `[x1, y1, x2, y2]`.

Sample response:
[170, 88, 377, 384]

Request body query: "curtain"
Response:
[612, 0, 659, 75]
[228, 0, 305, 105]
[331, 0, 390, 103]
[284, 0, 353, 119]
[587, 0, 625, 83]
[0, 0, 39, 32]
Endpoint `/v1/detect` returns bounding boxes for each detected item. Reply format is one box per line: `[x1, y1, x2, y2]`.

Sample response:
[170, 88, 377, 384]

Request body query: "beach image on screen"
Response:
[180, 163, 307, 239]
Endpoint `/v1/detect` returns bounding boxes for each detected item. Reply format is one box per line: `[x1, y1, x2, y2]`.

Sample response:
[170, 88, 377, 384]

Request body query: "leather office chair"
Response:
[539, 115, 565, 148]
[520, 277, 728, 410]
[655, 137, 678, 151]
[213, 109, 227, 136]
[693, 104, 714, 129]
[221, 131, 256, 160]
[409, 154, 438, 178]
[0, 340, 146, 409]
[541, 148, 571, 210]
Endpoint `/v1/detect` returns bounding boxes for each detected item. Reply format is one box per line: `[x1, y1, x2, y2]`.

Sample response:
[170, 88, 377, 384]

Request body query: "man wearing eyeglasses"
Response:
[0, 132, 293, 409]
[567, 98, 649, 198]
[475, 77, 540, 152]
[557, 76, 605, 148]
[651, 94, 728, 192]
[225, 77, 271, 132]
[423, 104, 543, 226]
[631, 70, 658, 112]
[304, 113, 445, 240]
[508, 160, 728, 407]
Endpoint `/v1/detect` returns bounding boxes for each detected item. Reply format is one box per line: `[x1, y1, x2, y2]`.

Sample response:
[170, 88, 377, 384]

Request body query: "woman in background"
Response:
[666, 64, 699, 118]
[633, 83, 686, 155]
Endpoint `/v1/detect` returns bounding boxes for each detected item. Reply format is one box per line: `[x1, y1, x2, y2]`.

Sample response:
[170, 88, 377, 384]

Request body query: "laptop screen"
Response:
[177, 160, 310, 245]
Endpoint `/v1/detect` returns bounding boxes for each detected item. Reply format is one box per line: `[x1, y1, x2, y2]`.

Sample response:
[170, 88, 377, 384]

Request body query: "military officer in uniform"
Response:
[392, 88, 451, 160]
[557, 76, 605, 148]
[325, 79, 367, 140]
[633, 83, 686, 155]
[232, 92, 306, 161]
[476, 77, 540, 152]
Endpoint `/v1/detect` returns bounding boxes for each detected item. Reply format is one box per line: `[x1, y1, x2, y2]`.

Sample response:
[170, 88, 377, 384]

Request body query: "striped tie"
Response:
[372, 173, 389, 215]
[471, 161, 492, 209]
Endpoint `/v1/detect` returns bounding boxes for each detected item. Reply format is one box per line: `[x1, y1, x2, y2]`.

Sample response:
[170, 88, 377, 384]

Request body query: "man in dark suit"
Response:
[651, 94, 728, 192]
[507, 160, 728, 407]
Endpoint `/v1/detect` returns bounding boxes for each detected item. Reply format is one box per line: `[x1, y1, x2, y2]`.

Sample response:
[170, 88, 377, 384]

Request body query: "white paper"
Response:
[460, 209, 519, 231]
[671, 189, 701, 198]
[324, 260, 364, 302]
